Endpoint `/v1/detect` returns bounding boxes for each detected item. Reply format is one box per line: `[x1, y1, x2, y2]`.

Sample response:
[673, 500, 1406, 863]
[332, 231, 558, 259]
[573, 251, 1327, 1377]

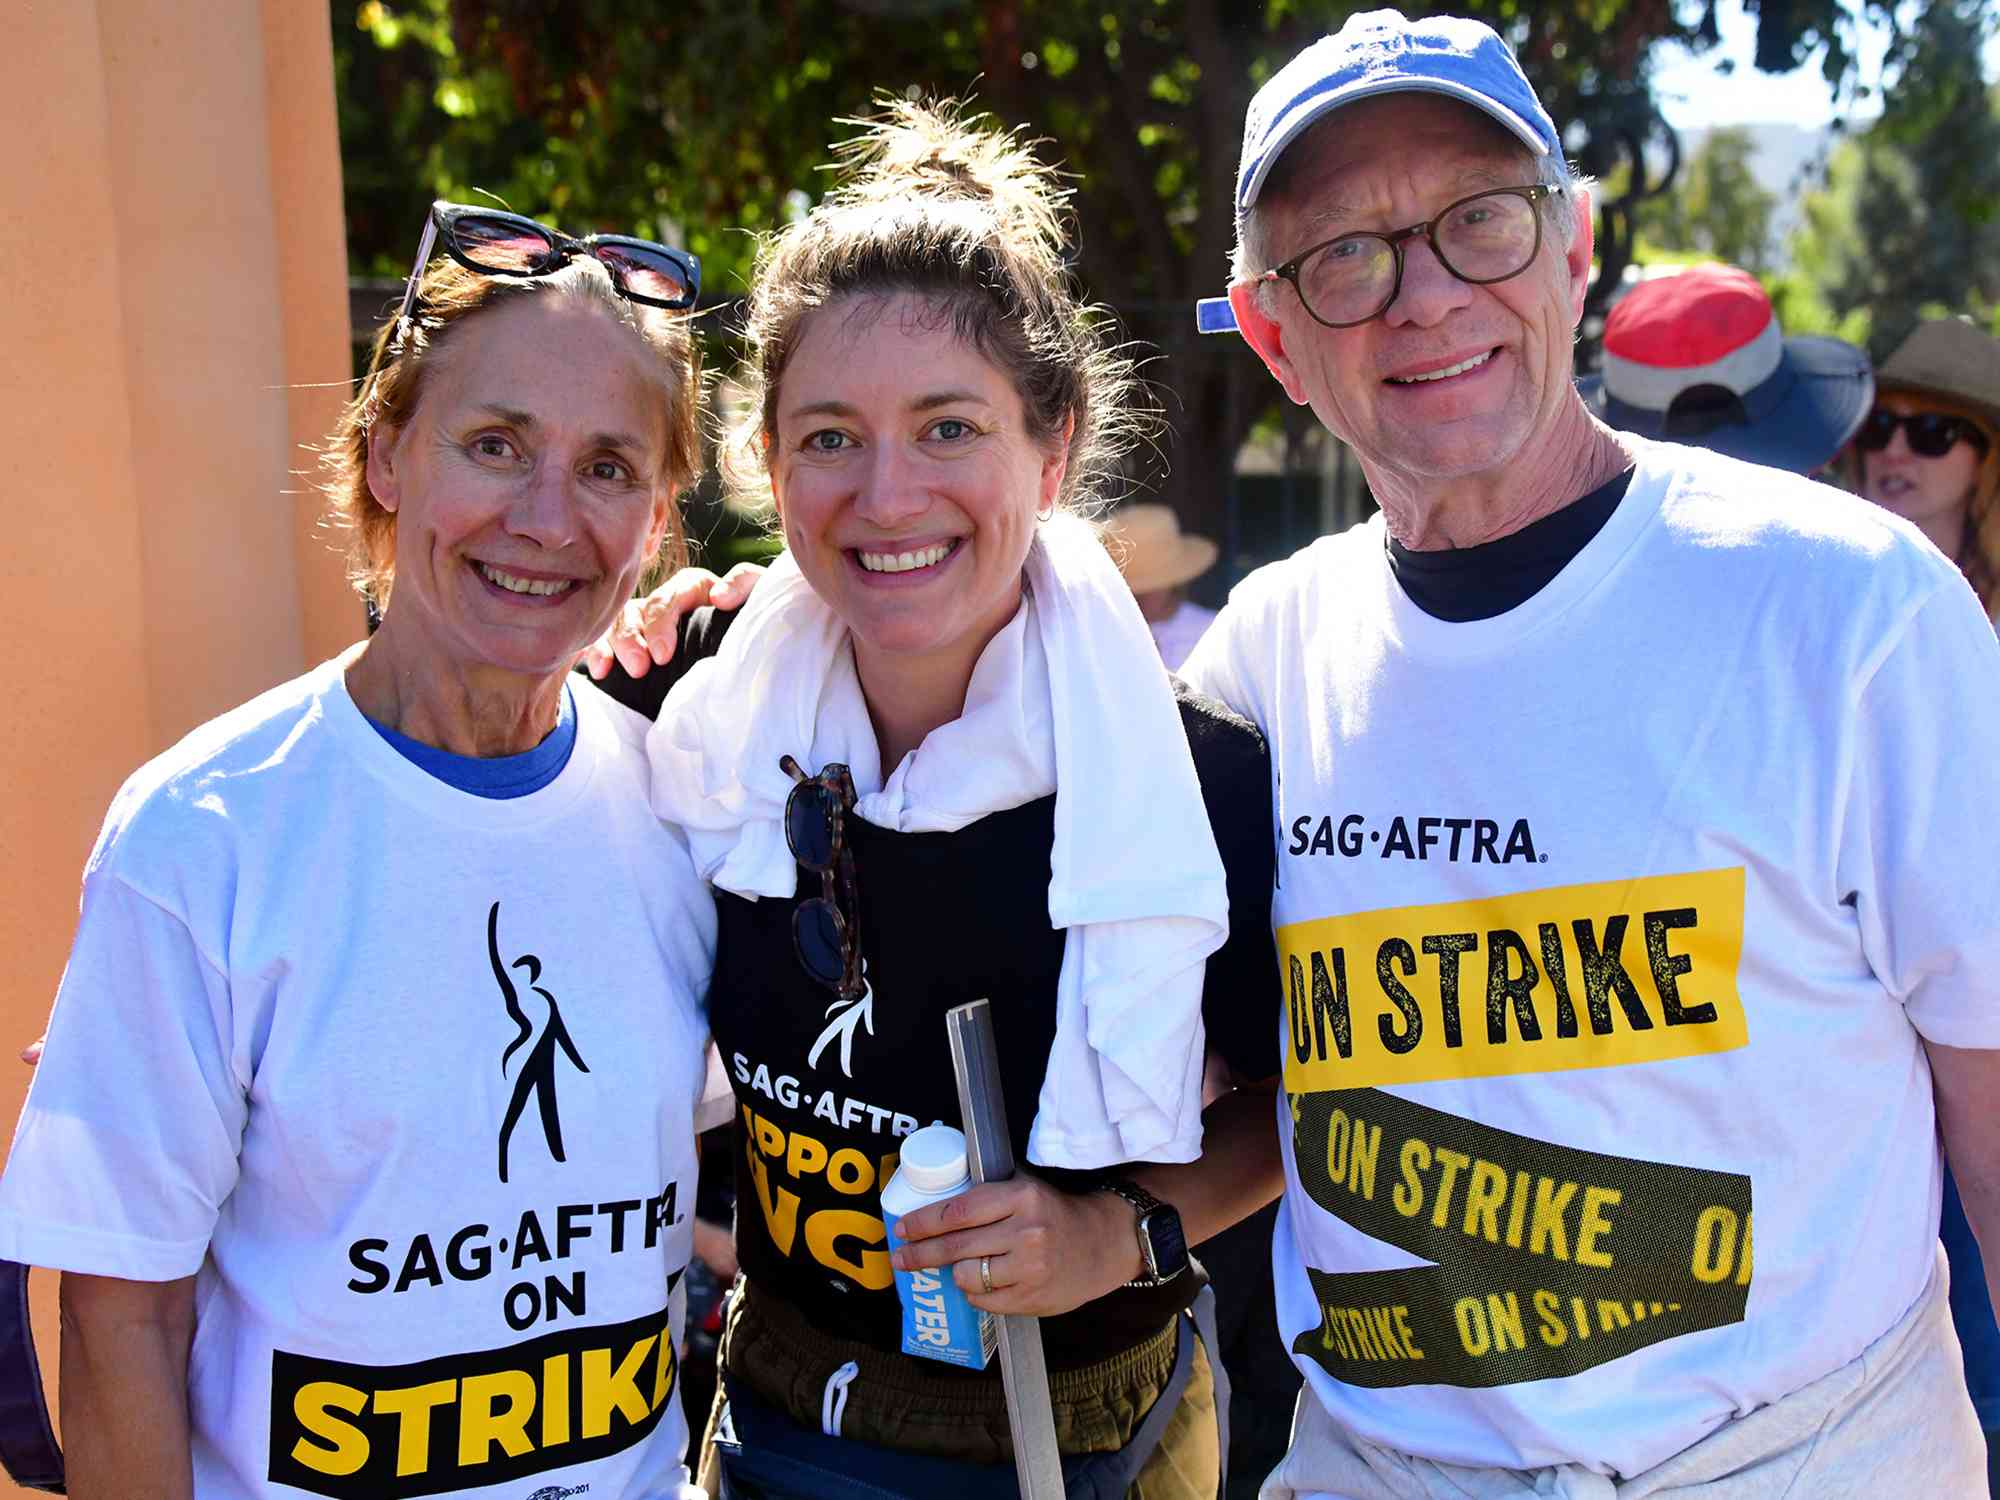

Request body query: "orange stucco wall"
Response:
[0, 0, 351, 1470]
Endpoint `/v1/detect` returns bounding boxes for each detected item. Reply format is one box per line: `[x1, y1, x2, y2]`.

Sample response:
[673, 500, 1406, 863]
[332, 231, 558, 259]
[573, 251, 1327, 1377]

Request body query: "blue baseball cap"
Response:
[1238, 10, 1558, 213]
[1198, 10, 1560, 335]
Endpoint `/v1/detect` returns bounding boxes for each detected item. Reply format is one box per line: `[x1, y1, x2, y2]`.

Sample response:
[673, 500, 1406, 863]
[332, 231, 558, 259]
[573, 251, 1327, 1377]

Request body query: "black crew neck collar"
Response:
[1386, 468, 1635, 623]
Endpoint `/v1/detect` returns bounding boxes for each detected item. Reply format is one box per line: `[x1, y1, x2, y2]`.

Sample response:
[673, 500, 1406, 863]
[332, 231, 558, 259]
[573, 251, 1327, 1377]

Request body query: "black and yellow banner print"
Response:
[1287, 1088, 1752, 1386]
[1279, 869, 1753, 1388]
[268, 1295, 678, 1498]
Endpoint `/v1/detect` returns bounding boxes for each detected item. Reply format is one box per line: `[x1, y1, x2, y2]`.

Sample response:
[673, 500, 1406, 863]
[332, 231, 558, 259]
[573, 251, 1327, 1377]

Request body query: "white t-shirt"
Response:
[1182, 442, 2000, 1477]
[0, 657, 716, 1499]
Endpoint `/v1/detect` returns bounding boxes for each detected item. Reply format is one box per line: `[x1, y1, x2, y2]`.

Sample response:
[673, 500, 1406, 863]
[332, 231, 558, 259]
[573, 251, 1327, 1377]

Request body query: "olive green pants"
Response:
[696, 1277, 1218, 1499]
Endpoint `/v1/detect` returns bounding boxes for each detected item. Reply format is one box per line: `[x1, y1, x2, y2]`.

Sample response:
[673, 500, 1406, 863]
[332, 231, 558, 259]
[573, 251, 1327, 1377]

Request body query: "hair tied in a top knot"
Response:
[826, 95, 1070, 255]
[913, 147, 990, 200]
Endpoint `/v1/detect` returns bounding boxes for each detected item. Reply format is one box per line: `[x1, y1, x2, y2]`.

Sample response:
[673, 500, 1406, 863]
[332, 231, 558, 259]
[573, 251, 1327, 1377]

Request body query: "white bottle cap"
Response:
[898, 1123, 970, 1194]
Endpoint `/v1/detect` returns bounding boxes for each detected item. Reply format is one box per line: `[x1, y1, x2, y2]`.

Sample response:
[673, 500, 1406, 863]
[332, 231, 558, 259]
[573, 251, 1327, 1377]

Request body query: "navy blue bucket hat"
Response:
[1578, 264, 1873, 474]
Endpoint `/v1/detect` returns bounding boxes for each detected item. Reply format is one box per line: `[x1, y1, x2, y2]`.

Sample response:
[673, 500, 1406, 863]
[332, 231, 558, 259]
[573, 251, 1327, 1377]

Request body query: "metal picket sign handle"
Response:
[946, 999, 1066, 1500]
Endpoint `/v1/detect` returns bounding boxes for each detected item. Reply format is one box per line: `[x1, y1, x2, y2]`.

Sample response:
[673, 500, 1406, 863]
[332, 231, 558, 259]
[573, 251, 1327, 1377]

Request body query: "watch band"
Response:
[1097, 1178, 1180, 1287]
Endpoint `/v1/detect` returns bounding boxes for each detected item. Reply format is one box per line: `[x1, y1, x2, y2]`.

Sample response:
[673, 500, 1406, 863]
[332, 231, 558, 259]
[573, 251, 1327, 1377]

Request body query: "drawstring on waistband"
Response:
[821, 1359, 860, 1437]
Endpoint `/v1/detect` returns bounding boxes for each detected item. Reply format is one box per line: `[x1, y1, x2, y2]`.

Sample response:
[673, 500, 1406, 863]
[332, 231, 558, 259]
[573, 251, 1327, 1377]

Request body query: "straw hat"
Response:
[1100, 504, 1219, 593]
[1578, 263, 1873, 473]
[1875, 318, 2000, 433]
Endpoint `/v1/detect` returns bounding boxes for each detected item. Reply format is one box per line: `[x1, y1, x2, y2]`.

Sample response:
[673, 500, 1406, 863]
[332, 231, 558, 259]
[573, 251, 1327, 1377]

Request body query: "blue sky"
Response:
[1649, 0, 2000, 128]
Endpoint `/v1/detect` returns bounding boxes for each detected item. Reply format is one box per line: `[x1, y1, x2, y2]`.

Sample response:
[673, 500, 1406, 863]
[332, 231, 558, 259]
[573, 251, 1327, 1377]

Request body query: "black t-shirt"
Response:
[588, 609, 1280, 1369]
[1387, 469, 1634, 622]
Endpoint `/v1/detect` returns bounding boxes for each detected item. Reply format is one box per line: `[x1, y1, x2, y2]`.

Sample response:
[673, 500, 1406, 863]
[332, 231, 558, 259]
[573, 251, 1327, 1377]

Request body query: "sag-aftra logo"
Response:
[264, 903, 685, 1497]
[1289, 813, 1541, 865]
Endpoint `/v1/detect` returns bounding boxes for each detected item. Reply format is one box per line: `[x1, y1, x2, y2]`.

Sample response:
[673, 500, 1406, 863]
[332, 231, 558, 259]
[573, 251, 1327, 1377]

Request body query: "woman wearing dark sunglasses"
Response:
[593, 101, 1283, 1499]
[1855, 318, 2000, 623]
[0, 211, 722, 1496]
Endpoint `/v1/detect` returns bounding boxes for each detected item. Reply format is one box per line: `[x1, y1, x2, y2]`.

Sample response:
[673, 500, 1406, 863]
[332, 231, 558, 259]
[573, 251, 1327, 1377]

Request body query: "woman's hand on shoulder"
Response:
[887, 1175, 1143, 1318]
[577, 562, 765, 680]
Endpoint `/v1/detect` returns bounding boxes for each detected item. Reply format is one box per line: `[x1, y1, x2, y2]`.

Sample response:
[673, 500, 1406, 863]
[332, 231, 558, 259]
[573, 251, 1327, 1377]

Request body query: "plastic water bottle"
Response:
[879, 1124, 998, 1369]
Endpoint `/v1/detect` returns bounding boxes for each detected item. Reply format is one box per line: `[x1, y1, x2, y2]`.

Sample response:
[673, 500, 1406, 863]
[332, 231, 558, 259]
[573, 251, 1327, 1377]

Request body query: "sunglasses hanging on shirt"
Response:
[780, 755, 866, 1000]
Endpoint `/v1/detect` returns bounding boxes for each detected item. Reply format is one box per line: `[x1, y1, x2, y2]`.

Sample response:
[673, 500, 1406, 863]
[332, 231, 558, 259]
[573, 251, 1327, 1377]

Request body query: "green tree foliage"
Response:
[1629, 127, 1777, 272]
[332, 0, 1887, 546]
[1786, 0, 2000, 360]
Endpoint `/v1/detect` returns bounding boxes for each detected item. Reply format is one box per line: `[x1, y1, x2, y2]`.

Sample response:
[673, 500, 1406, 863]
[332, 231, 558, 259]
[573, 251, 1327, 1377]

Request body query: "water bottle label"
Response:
[881, 1219, 998, 1369]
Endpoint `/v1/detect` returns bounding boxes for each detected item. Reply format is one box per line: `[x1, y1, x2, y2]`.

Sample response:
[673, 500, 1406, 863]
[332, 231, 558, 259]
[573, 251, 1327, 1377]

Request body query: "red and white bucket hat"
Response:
[1578, 263, 1873, 473]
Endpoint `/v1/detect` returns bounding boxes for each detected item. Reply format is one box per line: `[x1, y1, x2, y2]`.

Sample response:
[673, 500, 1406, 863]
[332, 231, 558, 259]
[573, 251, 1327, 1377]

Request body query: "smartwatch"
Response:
[1098, 1179, 1189, 1287]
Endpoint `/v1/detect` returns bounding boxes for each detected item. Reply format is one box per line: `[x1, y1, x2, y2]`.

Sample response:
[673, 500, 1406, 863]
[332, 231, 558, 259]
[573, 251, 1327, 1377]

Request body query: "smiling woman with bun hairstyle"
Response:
[593, 99, 1285, 1499]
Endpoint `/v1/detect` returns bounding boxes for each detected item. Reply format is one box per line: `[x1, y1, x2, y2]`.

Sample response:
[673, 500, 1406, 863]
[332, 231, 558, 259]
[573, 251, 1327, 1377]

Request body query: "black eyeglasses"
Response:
[780, 755, 865, 1000]
[1260, 184, 1561, 330]
[394, 200, 700, 341]
[1856, 408, 1990, 459]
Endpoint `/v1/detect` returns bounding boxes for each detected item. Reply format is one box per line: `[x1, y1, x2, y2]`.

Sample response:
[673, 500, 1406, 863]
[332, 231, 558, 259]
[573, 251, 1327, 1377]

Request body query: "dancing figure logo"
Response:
[490, 901, 590, 1184]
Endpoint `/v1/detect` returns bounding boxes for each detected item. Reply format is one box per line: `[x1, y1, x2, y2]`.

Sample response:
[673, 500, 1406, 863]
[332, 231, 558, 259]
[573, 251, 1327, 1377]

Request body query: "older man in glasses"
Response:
[1182, 10, 2000, 1496]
